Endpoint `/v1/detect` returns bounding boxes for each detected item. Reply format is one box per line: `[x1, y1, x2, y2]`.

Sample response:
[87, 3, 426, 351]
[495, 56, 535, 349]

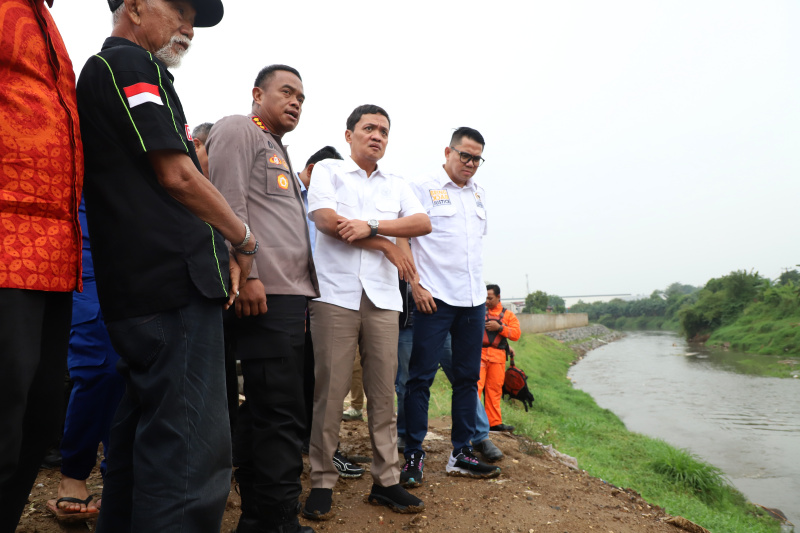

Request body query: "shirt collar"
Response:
[436, 165, 478, 191]
[102, 37, 174, 81]
[345, 156, 386, 179]
[295, 172, 307, 193]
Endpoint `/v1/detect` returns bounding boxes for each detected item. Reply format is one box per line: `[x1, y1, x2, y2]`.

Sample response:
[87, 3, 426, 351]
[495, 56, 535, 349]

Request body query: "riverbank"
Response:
[485, 331, 782, 533]
[542, 323, 625, 356]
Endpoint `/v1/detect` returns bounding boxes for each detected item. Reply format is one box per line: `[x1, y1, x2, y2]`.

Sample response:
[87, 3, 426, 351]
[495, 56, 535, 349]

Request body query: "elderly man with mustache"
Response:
[75, 1, 256, 531]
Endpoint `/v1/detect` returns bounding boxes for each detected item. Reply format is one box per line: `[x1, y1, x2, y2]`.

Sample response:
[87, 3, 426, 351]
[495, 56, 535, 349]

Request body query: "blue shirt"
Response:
[296, 172, 316, 254]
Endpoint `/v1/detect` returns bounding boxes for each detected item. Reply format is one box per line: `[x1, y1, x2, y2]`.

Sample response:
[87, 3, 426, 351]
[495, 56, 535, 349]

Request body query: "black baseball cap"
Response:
[107, 0, 224, 28]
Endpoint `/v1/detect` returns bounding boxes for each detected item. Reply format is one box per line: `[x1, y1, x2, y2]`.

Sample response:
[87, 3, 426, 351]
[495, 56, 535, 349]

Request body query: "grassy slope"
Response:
[708, 308, 800, 363]
[427, 334, 780, 533]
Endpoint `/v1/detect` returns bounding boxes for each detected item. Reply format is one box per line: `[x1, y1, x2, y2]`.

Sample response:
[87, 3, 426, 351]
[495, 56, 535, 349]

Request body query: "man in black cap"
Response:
[76, 1, 248, 532]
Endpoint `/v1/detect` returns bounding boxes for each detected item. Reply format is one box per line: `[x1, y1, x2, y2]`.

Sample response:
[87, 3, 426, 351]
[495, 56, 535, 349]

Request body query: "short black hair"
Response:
[192, 122, 214, 144]
[346, 104, 390, 131]
[487, 284, 500, 297]
[254, 64, 302, 89]
[451, 127, 485, 148]
[305, 146, 343, 168]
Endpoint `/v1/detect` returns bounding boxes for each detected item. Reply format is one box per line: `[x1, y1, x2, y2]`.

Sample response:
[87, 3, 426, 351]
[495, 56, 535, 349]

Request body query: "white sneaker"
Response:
[342, 407, 363, 421]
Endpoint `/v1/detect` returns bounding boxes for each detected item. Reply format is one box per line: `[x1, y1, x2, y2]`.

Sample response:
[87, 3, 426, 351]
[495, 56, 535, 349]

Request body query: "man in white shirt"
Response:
[401, 127, 501, 486]
[303, 105, 431, 519]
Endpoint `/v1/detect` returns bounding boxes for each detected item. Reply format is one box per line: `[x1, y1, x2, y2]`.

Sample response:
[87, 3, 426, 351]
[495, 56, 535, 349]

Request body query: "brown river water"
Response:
[569, 331, 799, 529]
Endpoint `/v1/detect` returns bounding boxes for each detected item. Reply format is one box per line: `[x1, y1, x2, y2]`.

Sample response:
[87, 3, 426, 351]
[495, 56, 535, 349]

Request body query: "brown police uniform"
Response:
[206, 113, 319, 524]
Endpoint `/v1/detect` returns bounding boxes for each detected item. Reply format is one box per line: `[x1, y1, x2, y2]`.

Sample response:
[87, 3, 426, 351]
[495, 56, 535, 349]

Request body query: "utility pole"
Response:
[526, 274, 530, 296]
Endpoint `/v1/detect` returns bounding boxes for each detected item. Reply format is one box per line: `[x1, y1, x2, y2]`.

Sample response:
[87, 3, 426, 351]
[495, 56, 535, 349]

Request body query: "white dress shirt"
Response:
[408, 166, 487, 307]
[308, 157, 425, 312]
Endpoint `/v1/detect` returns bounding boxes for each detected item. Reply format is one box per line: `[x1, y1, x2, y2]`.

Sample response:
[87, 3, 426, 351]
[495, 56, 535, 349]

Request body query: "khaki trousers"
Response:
[309, 292, 399, 488]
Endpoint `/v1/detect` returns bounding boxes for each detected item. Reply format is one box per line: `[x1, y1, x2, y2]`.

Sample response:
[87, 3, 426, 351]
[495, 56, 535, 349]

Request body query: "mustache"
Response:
[171, 35, 192, 54]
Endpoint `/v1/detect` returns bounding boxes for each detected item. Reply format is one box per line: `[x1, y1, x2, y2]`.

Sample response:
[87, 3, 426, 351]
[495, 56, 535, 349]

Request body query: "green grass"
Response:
[426, 334, 781, 533]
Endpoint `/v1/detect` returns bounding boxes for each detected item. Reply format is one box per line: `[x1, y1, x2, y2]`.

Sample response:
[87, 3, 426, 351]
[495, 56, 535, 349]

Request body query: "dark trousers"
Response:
[96, 296, 230, 533]
[223, 311, 240, 440]
[0, 288, 72, 533]
[232, 295, 307, 520]
[404, 300, 485, 456]
[302, 319, 314, 445]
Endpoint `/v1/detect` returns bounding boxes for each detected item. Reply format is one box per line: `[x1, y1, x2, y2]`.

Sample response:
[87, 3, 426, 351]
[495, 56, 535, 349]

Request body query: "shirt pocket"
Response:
[429, 204, 457, 233]
[375, 198, 401, 220]
[336, 188, 359, 219]
[265, 162, 294, 198]
[474, 205, 487, 235]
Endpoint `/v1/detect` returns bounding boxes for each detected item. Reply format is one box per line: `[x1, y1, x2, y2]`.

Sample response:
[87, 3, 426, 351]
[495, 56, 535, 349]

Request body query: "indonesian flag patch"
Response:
[123, 82, 162, 108]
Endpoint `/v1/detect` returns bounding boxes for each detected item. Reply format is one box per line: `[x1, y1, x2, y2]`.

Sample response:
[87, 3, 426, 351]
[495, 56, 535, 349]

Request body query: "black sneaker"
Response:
[473, 439, 504, 462]
[400, 451, 424, 488]
[489, 423, 515, 432]
[367, 483, 424, 514]
[446, 447, 501, 478]
[333, 449, 364, 478]
[302, 488, 334, 521]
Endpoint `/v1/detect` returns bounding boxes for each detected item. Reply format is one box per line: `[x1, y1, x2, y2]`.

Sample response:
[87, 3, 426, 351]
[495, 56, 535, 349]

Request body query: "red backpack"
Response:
[502, 351, 535, 411]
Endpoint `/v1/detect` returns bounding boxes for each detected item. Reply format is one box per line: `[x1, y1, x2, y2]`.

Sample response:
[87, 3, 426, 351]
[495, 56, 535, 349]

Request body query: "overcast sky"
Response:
[51, 1, 799, 300]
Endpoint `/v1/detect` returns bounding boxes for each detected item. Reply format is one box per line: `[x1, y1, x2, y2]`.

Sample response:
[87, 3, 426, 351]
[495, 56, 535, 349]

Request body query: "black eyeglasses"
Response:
[450, 147, 485, 167]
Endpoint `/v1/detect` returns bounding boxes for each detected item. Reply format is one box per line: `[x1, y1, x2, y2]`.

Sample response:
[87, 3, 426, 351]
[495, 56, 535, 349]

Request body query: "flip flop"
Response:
[46, 495, 99, 523]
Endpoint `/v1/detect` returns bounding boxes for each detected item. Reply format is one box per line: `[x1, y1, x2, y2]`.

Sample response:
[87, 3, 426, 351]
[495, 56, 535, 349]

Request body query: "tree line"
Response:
[525, 267, 800, 350]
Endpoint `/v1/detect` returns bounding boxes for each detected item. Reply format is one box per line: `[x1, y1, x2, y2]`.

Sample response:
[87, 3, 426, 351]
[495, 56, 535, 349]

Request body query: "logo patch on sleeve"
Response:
[123, 82, 162, 108]
[429, 189, 451, 206]
[277, 174, 289, 190]
[185, 124, 193, 141]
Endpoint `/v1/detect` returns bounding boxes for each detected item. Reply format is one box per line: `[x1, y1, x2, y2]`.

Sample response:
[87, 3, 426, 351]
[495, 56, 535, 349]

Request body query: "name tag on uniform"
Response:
[429, 189, 451, 206]
[474, 192, 484, 209]
[269, 154, 288, 169]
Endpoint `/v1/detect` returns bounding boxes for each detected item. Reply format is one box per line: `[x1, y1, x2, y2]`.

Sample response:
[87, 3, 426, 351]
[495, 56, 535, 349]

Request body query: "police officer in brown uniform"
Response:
[206, 64, 318, 533]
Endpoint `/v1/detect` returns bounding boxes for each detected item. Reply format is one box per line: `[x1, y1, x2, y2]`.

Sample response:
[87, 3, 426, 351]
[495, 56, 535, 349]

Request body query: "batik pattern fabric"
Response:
[0, 0, 83, 292]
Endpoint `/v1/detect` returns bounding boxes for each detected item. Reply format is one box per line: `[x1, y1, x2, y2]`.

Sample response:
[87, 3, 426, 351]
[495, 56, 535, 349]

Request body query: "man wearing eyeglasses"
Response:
[400, 127, 501, 486]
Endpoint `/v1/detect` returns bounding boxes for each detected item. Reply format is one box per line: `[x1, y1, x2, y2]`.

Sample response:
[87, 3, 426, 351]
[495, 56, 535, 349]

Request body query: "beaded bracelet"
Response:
[236, 240, 259, 255]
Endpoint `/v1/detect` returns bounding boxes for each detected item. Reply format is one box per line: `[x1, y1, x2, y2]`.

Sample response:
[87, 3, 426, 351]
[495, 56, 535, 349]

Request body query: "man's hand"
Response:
[235, 277, 268, 318]
[485, 320, 503, 332]
[234, 251, 254, 289]
[224, 253, 242, 310]
[383, 242, 416, 282]
[411, 281, 437, 314]
[337, 218, 371, 243]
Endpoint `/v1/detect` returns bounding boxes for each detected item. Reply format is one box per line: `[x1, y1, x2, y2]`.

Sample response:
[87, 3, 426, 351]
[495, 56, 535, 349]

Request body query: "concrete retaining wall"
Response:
[518, 313, 588, 334]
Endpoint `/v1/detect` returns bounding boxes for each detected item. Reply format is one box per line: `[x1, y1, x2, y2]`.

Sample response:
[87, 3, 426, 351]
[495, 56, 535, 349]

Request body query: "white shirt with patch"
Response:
[408, 166, 487, 307]
[308, 158, 425, 312]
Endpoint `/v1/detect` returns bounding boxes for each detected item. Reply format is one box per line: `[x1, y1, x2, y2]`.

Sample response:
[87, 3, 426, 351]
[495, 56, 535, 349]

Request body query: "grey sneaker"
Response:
[473, 439, 503, 462]
[342, 407, 363, 421]
[446, 447, 501, 478]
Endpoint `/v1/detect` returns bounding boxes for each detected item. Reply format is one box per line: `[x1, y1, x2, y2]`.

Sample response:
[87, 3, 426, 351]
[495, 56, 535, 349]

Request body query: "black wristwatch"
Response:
[367, 219, 379, 237]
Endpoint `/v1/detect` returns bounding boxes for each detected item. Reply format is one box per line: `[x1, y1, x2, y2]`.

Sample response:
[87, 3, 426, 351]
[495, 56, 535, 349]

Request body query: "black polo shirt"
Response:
[76, 37, 230, 322]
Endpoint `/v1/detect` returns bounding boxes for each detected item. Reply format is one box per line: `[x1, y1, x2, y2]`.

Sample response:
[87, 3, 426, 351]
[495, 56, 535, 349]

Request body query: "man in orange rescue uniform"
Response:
[480, 284, 521, 432]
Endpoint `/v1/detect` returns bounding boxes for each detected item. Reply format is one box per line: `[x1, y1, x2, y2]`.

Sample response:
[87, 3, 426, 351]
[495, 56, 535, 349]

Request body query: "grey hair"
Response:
[112, 2, 126, 26]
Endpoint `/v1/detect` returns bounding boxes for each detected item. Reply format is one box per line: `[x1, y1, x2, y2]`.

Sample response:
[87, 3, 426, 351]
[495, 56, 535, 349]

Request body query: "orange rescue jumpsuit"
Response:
[478, 302, 521, 427]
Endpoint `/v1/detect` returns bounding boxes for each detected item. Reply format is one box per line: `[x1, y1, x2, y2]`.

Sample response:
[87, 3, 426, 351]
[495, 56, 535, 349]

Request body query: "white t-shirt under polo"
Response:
[408, 166, 487, 307]
[308, 157, 425, 312]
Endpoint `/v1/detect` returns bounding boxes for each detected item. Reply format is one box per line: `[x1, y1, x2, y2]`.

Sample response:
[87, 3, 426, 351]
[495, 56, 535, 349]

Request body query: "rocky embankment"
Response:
[544, 324, 624, 357]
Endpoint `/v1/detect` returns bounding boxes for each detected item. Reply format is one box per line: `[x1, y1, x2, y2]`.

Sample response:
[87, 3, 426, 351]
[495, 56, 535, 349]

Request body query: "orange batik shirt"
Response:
[0, 0, 83, 292]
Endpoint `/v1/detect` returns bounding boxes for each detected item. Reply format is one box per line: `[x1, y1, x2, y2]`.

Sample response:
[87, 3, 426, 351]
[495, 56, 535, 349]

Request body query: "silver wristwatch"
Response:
[367, 219, 379, 237]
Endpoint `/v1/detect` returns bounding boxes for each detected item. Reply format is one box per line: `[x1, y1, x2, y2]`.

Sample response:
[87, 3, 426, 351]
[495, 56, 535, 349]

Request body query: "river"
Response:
[568, 331, 800, 528]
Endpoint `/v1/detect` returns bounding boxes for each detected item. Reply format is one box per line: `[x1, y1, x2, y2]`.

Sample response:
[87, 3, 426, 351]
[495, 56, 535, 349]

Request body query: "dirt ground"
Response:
[17, 416, 703, 533]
